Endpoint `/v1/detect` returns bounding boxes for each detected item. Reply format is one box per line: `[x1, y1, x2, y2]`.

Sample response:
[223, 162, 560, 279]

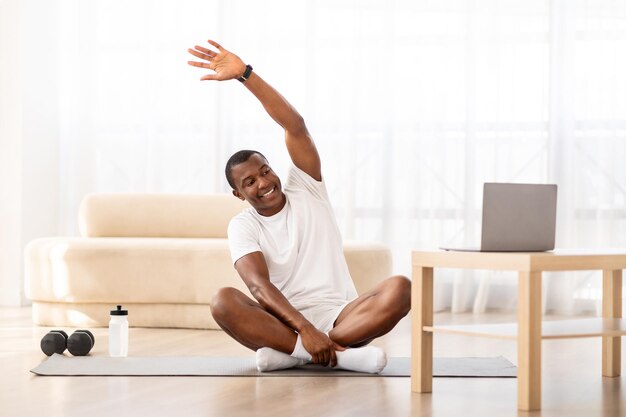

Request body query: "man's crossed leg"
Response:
[210, 276, 411, 373]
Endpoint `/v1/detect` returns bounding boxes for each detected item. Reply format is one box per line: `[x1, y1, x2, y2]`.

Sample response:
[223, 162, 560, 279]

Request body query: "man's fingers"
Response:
[330, 349, 338, 368]
[187, 48, 212, 62]
[193, 45, 216, 58]
[322, 350, 330, 367]
[207, 39, 224, 51]
[187, 60, 212, 69]
[188, 59, 220, 80]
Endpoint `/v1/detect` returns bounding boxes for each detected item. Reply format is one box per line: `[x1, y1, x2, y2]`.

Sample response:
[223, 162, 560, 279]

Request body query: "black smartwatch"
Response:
[238, 64, 253, 83]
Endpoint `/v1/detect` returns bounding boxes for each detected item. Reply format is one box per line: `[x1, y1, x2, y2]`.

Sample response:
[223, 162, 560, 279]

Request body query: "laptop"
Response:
[440, 183, 557, 252]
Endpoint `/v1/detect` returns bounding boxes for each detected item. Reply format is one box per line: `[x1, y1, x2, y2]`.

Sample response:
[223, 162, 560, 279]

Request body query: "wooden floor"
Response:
[1, 306, 624, 417]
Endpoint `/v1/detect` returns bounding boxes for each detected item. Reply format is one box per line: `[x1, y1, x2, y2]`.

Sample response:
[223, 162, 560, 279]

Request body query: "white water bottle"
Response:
[109, 305, 129, 357]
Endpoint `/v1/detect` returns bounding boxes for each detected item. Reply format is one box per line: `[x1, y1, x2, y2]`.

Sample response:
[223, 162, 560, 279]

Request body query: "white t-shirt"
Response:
[227, 164, 358, 312]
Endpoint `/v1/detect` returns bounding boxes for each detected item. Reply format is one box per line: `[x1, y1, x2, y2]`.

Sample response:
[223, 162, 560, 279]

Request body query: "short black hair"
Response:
[225, 150, 267, 189]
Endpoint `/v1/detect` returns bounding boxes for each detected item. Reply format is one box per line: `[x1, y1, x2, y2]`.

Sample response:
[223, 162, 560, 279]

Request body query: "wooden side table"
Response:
[411, 249, 626, 411]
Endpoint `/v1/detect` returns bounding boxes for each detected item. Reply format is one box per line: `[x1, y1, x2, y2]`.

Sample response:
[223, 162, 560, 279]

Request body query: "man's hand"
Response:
[187, 40, 246, 81]
[299, 324, 345, 367]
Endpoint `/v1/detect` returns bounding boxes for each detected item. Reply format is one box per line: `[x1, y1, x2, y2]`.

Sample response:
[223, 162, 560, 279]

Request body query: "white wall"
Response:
[0, 0, 61, 306]
[20, 0, 61, 261]
[0, 0, 25, 306]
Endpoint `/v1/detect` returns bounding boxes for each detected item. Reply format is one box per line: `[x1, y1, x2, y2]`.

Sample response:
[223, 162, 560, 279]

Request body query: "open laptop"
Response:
[440, 183, 557, 252]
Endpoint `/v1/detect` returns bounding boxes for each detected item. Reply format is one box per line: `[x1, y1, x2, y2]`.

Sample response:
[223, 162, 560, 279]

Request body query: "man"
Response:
[187, 40, 410, 373]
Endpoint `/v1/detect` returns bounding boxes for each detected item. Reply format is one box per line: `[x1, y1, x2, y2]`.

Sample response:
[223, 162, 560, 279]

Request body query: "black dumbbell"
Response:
[40, 329, 96, 356]
[67, 330, 95, 356]
[40, 330, 69, 356]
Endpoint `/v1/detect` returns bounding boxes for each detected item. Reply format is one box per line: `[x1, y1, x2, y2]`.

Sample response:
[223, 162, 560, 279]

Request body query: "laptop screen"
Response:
[480, 183, 557, 252]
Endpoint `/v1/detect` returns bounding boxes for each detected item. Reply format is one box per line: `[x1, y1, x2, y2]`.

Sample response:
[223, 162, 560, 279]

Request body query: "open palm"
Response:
[187, 40, 246, 81]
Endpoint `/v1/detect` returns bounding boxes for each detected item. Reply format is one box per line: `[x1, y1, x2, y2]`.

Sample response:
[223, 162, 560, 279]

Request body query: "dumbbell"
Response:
[67, 330, 95, 356]
[40, 330, 69, 356]
[40, 329, 95, 356]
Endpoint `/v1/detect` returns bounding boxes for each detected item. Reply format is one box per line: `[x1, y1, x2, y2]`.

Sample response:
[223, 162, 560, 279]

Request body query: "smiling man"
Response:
[188, 40, 411, 373]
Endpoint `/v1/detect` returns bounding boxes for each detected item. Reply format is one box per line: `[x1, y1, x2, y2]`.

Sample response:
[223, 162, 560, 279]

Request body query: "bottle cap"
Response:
[110, 305, 128, 316]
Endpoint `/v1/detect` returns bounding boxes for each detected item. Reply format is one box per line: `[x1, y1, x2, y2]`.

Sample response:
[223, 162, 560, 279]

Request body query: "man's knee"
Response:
[386, 275, 411, 316]
[210, 287, 243, 322]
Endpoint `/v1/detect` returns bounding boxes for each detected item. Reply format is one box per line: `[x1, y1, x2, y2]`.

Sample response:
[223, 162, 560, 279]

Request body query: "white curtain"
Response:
[19, 0, 626, 314]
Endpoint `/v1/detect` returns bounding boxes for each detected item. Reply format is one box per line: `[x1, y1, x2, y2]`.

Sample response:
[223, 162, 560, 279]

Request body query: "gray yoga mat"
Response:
[31, 354, 516, 377]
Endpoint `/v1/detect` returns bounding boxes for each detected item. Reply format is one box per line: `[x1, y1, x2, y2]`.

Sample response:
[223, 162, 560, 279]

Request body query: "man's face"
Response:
[231, 153, 285, 216]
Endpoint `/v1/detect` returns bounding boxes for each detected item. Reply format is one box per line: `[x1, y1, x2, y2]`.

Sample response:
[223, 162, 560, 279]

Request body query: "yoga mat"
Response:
[31, 354, 516, 377]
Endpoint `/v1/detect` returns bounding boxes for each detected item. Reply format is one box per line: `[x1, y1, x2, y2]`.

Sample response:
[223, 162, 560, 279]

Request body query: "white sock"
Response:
[290, 334, 313, 361]
[291, 333, 387, 374]
[335, 346, 388, 374]
[256, 347, 307, 372]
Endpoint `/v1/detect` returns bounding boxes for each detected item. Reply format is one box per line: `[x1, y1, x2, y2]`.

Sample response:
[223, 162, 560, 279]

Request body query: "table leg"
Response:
[602, 269, 622, 377]
[412, 266, 433, 393]
[517, 271, 542, 411]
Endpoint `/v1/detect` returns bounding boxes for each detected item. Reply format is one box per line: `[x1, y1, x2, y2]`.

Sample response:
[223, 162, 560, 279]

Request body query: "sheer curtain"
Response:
[26, 0, 626, 314]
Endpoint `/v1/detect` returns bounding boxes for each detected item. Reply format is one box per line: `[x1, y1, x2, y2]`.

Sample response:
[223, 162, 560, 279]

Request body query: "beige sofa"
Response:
[24, 193, 392, 329]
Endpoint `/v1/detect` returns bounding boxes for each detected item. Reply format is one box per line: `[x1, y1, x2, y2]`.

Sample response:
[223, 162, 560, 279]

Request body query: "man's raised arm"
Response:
[187, 40, 321, 181]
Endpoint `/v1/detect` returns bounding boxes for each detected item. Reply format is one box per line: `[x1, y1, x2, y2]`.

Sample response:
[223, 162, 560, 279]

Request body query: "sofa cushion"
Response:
[25, 237, 248, 304]
[79, 193, 249, 238]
